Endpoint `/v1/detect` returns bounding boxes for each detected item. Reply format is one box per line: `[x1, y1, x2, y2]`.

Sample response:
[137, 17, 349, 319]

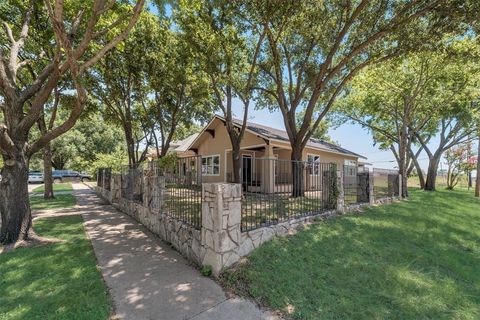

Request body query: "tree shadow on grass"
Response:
[0, 215, 111, 320]
[232, 189, 480, 319]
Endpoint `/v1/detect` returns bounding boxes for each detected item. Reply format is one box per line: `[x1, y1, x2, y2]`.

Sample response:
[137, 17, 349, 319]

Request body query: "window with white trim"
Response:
[307, 154, 320, 175]
[344, 159, 357, 166]
[202, 155, 220, 175]
[344, 159, 357, 176]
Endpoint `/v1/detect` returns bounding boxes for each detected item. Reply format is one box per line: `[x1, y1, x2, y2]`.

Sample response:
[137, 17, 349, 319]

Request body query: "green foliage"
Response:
[156, 153, 179, 172]
[243, 0, 468, 157]
[201, 265, 213, 277]
[444, 142, 475, 190]
[87, 12, 163, 164]
[226, 189, 480, 319]
[90, 148, 129, 175]
[338, 39, 480, 150]
[0, 216, 111, 319]
[146, 18, 214, 151]
[29, 111, 125, 172]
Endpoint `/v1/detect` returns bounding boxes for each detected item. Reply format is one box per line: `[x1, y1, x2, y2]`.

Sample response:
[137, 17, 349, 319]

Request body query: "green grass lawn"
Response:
[30, 194, 77, 211]
[223, 189, 480, 319]
[0, 215, 111, 320]
[32, 183, 73, 193]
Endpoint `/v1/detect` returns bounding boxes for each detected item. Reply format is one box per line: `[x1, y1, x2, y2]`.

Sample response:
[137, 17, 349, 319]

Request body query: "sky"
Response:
[230, 99, 476, 173]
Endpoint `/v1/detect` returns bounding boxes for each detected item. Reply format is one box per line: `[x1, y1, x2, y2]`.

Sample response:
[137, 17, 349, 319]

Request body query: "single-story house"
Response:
[146, 133, 199, 160]
[183, 116, 366, 193]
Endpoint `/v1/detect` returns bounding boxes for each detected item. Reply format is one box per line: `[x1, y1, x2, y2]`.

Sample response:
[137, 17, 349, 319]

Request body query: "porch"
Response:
[225, 144, 329, 195]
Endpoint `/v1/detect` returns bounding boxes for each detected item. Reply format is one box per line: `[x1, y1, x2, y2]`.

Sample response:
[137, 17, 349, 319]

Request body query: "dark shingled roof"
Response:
[228, 117, 366, 159]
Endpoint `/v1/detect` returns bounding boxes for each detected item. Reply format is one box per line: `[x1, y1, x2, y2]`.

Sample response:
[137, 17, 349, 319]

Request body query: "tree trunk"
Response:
[424, 155, 441, 191]
[409, 151, 425, 189]
[43, 143, 55, 199]
[0, 150, 33, 245]
[398, 133, 408, 198]
[124, 123, 136, 166]
[291, 146, 304, 197]
[475, 133, 480, 197]
[231, 144, 241, 183]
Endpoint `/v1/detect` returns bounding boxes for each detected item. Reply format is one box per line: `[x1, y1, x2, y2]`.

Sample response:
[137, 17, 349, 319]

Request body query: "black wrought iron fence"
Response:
[240, 157, 338, 232]
[373, 168, 400, 199]
[159, 156, 202, 229]
[343, 165, 370, 205]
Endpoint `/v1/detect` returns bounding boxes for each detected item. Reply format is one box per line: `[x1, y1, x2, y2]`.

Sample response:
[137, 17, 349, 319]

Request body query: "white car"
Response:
[28, 172, 44, 184]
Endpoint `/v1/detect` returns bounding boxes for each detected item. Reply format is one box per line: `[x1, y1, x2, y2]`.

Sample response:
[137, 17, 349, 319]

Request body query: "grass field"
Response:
[32, 183, 73, 193]
[0, 216, 111, 320]
[223, 189, 480, 319]
[30, 194, 77, 211]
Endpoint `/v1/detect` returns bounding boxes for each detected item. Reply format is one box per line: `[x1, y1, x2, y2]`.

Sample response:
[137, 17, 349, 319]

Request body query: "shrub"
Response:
[201, 265, 213, 277]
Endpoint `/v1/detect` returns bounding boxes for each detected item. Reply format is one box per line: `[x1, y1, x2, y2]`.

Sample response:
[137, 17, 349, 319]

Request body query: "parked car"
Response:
[28, 171, 44, 184]
[52, 170, 92, 183]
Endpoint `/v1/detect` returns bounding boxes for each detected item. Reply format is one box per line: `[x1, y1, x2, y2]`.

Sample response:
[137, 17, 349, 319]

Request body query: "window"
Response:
[344, 159, 357, 176]
[202, 155, 220, 175]
[344, 159, 357, 166]
[307, 154, 320, 176]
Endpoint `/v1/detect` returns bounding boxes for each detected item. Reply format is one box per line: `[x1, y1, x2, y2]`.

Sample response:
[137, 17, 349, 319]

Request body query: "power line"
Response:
[370, 157, 429, 163]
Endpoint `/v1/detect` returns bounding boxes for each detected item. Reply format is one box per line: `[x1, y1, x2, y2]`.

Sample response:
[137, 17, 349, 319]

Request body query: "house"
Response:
[146, 133, 199, 160]
[186, 116, 366, 193]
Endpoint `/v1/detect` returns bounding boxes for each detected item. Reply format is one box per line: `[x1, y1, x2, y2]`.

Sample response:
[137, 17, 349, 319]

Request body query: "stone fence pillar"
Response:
[201, 183, 242, 277]
[111, 174, 122, 203]
[369, 172, 375, 205]
[336, 170, 345, 214]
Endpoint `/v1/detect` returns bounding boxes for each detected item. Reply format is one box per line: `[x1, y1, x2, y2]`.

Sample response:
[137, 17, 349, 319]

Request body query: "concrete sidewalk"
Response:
[72, 184, 276, 320]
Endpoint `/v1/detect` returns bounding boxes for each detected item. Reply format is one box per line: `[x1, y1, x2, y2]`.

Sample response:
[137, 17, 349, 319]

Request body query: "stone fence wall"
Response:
[95, 174, 401, 277]
[95, 174, 205, 265]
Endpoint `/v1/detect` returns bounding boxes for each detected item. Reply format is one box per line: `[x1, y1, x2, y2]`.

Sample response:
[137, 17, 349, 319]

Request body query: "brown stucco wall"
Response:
[193, 118, 265, 183]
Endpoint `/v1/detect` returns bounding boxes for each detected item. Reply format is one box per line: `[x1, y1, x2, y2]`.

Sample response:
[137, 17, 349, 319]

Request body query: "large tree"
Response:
[247, 0, 464, 197]
[413, 41, 480, 190]
[340, 55, 437, 197]
[88, 13, 158, 166]
[0, 0, 145, 245]
[146, 25, 213, 158]
[341, 42, 479, 195]
[177, 0, 265, 183]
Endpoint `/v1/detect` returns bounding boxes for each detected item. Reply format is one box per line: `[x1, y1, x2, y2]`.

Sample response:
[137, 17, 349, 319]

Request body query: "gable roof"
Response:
[190, 115, 367, 159]
[173, 133, 199, 152]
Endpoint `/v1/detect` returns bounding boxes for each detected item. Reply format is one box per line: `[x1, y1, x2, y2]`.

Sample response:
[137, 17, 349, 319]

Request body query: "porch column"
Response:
[262, 145, 275, 193]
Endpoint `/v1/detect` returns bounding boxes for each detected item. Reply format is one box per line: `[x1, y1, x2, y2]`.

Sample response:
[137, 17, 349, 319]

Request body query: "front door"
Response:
[242, 155, 253, 190]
